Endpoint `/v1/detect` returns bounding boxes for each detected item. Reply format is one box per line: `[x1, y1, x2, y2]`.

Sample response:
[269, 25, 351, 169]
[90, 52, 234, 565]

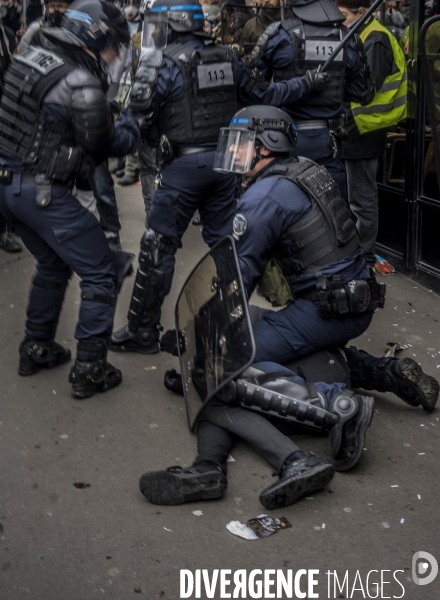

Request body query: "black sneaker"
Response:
[259, 454, 334, 510]
[331, 395, 374, 472]
[379, 358, 439, 413]
[139, 465, 227, 505]
[0, 232, 22, 253]
[69, 357, 122, 399]
[108, 325, 159, 355]
[18, 340, 71, 376]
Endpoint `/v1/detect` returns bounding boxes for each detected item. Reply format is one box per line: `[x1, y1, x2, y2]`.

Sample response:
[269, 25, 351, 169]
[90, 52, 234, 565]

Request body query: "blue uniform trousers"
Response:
[293, 129, 347, 199]
[146, 151, 237, 327]
[253, 299, 373, 364]
[0, 174, 116, 360]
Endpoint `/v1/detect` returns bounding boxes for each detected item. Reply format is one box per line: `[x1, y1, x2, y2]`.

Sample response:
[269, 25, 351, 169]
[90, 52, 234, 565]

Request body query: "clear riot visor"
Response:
[213, 128, 256, 174]
[104, 40, 131, 83]
[143, 11, 169, 48]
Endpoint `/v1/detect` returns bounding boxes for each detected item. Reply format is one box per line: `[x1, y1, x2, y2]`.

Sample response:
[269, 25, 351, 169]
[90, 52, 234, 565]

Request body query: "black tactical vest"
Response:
[274, 19, 347, 107]
[158, 43, 237, 145]
[0, 46, 74, 173]
[258, 158, 359, 286]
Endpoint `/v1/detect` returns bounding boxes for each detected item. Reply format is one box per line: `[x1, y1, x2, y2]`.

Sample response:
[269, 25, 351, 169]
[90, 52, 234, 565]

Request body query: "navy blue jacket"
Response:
[235, 157, 368, 297]
[148, 38, 313, 124]
[255, 28, 369, 121]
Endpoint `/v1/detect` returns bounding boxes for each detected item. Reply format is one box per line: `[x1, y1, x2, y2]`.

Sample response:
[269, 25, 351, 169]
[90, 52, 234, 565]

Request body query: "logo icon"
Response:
[412, 551, 438, 586]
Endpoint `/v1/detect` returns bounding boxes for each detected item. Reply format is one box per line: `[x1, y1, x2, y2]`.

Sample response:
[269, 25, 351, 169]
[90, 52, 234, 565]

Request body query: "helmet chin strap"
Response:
[249, 142, 274, 172]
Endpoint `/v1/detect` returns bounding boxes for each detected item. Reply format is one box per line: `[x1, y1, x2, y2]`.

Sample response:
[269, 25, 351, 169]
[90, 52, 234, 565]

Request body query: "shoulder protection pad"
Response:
[66, 69, 101, 90]
[129, 49, 164, 112]
[14, 45, 64, 75]
[243, 21, 281, 69]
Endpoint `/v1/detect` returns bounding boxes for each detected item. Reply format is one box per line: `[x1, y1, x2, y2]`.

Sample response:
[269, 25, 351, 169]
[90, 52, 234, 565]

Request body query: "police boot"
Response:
[108, 325, 160, 354]
[347, 347, 439, 413]
[69, 347, 122, 399]
[259, 454, 335, 510]
[139, 464, 227, 505]
[329, 392, 374, 472]
[377, 357, 439, 413]
[18, 339, 71, 376]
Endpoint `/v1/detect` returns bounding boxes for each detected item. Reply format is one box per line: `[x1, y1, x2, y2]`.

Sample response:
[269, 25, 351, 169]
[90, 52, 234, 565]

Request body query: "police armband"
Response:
[243, 21, 281, 69]
[128, 49, 163, 112]
[68, 71, 114, 153]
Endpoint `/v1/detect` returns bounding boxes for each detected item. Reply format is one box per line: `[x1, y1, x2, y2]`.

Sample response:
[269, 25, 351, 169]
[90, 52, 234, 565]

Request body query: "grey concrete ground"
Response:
[0, 183, 439, 600]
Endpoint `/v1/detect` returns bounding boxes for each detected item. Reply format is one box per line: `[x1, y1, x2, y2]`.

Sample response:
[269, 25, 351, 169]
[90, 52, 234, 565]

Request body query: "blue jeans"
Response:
[89, 160, 120, 235]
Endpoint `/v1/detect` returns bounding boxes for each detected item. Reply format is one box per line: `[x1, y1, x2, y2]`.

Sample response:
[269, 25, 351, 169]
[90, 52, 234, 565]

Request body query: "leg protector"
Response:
[328, 391, 361, 457]
[232, 366, 339, 432]
[127, 229, 176, 333]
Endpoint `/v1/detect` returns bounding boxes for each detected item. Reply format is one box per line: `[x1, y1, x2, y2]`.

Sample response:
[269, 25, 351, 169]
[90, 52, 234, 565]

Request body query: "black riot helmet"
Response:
[51, 0, 131, 53]
[214, 106, 297, 174]
[142, 0, 204, 48]
[288, 0, 345, 23]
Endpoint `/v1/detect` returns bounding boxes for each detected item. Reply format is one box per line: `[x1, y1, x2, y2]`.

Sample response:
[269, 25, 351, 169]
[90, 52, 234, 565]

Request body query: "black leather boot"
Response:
[108, 325, 160, 354]
[18, 339, 71, 376]
[260, 454, 334, 510]
[69, 350, 122, 399]
[139, 464, 227, 505]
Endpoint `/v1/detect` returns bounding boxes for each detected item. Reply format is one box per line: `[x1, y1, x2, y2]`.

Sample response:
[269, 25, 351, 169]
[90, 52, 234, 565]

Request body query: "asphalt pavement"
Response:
[0, 181, 439, 600]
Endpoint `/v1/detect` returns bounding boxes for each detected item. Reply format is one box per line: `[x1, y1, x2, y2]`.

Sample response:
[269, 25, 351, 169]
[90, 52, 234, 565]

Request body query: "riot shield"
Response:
[421, 16, 440, 192]
[175, 236, 256, 430]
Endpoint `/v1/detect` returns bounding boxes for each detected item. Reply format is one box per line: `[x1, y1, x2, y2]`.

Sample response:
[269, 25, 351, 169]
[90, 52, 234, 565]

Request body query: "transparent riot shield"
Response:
[175, 236, 256, 430]
[421, 15, 440, 192]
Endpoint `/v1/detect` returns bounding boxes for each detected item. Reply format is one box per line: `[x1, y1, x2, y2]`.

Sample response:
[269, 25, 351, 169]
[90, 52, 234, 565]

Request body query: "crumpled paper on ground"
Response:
[226, 514, 291, 541]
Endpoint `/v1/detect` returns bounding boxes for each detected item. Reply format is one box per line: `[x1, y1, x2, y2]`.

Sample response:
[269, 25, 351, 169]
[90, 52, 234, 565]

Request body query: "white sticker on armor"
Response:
[197, 63, 234, 89]
[304, 40, 343, 62]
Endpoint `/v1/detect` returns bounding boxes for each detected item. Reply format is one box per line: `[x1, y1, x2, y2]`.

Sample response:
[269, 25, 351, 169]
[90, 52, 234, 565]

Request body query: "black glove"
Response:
[305, 69, 333, 93]
[160, 329, 185, 356]
[164, 369, 184, 395]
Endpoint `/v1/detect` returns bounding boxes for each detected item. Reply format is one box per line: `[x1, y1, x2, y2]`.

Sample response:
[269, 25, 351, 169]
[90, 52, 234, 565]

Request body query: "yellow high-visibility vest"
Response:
[351, 18, 407, 134]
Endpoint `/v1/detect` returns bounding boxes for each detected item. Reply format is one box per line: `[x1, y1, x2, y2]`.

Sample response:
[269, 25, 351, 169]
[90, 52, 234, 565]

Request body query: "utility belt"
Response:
[157, 134, 215, 163]
[0, 171, 71, 208]
[297, 275, 386, 319]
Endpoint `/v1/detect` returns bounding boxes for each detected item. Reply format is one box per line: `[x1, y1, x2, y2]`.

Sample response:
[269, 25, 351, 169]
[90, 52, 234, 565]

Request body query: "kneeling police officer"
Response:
[138, 106, 438, 509]
[0, 0, 140, 397]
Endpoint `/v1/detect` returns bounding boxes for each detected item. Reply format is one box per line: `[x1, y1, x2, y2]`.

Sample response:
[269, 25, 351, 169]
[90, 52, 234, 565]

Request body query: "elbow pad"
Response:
[68, 71, 114, 154]
[128, 49, 163, 112]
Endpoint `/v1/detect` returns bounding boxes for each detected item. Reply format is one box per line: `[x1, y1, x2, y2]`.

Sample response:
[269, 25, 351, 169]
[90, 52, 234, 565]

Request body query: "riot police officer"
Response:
[137, 106, 438, 509]
[244, 0, 376, 197]
[0, 0, 140, 397]
[109, 0, 332, 356]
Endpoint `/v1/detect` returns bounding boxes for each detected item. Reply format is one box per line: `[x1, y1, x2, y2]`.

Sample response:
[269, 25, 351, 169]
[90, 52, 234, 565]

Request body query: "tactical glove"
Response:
[305, 69, 333, 92]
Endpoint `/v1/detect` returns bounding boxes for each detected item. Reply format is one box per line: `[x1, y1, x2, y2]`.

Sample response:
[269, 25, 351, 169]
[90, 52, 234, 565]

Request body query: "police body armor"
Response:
[159, 43, 237, 145]
[259, 157, 359, 286]
[275, 19, 346, 107]
[245, 18, 346, 107]
[0, 46, 94, 180]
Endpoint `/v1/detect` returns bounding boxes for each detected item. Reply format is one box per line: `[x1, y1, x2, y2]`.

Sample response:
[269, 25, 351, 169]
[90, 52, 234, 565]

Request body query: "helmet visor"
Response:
[213, 128, 256, 175]
[143, 10, 169, 48]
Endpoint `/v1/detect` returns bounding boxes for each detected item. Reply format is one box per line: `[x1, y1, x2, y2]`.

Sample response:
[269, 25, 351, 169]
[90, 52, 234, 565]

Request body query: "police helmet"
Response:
[59, 0, 131, 52]
[288, 0, 345, 24]
[214, 106, 297, 174]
